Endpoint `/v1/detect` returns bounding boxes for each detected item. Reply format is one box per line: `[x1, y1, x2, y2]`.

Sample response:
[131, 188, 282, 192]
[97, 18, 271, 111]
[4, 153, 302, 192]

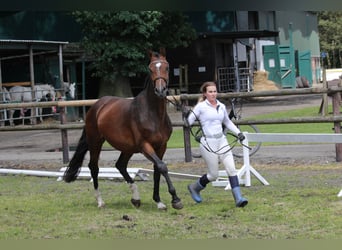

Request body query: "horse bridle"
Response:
[149, 59, 169, 86]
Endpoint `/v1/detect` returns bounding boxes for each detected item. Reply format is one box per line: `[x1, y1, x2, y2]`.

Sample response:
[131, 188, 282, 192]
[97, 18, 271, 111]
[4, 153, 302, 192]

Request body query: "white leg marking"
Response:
[157, 202, 167, 210]
[95, 189, 105, 208]
[129, 183, 140, 200]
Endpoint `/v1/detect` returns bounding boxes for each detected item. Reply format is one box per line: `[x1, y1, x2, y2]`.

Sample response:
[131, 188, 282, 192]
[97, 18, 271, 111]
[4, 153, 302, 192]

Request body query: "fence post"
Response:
[319, 68, 329, 116]
[181, 98, 192, 162]
[60, 106, 70, 164]
[332, 91, 342, 162]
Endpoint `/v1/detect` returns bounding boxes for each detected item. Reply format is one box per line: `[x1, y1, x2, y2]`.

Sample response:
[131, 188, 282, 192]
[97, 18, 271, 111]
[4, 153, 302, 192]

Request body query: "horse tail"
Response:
[63, 128, 88, 182]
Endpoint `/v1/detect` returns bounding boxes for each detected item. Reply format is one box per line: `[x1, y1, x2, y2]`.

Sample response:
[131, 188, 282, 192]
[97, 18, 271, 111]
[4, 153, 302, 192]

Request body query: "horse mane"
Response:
[142, 74, 153, 90]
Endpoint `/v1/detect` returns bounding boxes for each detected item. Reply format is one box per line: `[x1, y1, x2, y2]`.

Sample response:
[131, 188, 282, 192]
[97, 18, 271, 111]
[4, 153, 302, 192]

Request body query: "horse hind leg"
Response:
[115, 152, 141, 208]
[38, 107, 43, 123]
[0, 110, 5, 127]
[9, 109, 15, 126]
[152, 167, 168, 210]
[88, 144, 105, 208]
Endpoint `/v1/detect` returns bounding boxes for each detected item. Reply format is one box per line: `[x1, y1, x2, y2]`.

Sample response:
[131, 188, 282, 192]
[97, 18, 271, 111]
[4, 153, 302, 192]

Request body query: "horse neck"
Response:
[141, 83, 167, 116]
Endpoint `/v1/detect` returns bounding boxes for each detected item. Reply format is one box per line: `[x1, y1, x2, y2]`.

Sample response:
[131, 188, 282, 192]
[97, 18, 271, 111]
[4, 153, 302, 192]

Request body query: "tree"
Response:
[72, 11, 197, 97]
[318, 11, 342, 68]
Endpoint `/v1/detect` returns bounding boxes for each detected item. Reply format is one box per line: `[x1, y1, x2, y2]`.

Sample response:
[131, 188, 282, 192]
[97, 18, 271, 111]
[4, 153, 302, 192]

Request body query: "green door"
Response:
[263, 45, 296, 88]
[263, 45, 281, 84]
[297, 50, 312, 86]
[278, 45, 296, 88]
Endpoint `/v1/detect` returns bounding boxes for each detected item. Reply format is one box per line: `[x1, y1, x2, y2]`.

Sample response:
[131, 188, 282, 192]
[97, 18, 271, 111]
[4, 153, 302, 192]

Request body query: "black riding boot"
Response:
[188, 174, 209, 203]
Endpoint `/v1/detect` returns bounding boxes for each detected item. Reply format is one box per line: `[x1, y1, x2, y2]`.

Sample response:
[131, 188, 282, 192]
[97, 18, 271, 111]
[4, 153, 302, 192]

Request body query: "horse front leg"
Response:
[20, 108, 26, 125]
[143, 145, 183, 210]
[156, 159, 183, 210]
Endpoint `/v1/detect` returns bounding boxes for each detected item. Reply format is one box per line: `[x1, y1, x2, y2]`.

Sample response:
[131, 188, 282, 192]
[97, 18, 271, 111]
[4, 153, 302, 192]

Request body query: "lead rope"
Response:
[187, 109, 238, 155]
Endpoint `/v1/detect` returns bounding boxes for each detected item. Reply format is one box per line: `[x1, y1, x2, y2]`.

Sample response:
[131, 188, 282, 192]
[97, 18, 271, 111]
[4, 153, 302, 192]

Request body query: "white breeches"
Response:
[200, 136, 238, 181]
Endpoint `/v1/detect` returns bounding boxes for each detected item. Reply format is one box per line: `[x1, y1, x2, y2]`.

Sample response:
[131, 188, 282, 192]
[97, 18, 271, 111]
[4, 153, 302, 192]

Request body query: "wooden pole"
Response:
[0, 60, 2, 89]
[29, 45, 37, 125]
[58, 44, 64, 98]
[58, 44, 69, 163]
[60, 106, 69, 164]
[319, 67, 329, 116]
[181, 99, 192, 162]
[332, 91, 342, 161]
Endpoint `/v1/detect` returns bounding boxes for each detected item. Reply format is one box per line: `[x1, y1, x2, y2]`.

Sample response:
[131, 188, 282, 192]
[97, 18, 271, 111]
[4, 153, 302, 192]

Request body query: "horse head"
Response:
[148, 48, 169, 98]
[1, 87, 11, 102]
[63, 82, 76, 100]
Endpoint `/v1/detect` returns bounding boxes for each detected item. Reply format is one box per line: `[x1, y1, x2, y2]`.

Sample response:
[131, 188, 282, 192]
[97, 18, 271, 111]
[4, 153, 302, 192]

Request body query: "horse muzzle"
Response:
[154, 77, 169, 98]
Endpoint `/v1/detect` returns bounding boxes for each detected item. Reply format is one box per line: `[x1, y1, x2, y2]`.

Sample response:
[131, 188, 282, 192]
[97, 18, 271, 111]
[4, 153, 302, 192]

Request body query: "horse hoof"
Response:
[98, 202, 105, 208]
[131, 199, 141, 208]
[172, 201, 183, 210]
[157, 202, 167, 210]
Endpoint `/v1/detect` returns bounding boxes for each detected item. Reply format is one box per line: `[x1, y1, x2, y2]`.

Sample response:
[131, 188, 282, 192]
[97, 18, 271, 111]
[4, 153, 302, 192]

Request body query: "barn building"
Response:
[0, 11, 321, 120]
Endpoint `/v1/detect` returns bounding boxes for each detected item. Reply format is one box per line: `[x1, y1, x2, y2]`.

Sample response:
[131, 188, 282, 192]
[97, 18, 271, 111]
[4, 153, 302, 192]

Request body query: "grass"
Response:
[2, 104, 341, 240]
[248, 106, 335, 134]
[1, 163, 342, 239]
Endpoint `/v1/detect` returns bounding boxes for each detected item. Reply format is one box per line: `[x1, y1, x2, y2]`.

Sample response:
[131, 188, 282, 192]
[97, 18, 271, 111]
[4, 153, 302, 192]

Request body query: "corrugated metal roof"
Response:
[198, 30, 279, 39]
[0, 39, 68, 45]
[0, 39, 69, 59]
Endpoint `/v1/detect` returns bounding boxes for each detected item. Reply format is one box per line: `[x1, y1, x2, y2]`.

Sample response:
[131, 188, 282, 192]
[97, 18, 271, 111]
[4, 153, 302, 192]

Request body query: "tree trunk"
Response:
[98, 75, 133, 98]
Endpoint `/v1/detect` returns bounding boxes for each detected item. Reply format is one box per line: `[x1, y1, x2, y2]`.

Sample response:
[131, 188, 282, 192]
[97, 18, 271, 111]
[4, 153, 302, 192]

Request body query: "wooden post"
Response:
[58, 44, 64, 99]
[57, 43, 70, 164]
[60, 107, 69, 164]
[29, 45, 37, 125]
[181, 99, 192, 162]
[319, 68, 329, 116]
[0, 60, 2, 88]
[332, 91, 342, 162]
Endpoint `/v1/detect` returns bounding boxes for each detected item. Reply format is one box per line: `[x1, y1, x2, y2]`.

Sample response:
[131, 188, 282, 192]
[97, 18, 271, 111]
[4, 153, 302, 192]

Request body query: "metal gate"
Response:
[217, 67, 252, 92]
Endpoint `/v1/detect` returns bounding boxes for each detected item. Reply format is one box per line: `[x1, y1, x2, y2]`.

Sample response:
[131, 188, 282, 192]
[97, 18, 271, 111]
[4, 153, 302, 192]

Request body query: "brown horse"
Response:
[63, 49, 183, 210]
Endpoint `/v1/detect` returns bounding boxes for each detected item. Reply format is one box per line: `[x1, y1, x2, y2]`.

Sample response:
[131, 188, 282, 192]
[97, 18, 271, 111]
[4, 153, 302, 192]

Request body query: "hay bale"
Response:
[253, 71, 280, 91]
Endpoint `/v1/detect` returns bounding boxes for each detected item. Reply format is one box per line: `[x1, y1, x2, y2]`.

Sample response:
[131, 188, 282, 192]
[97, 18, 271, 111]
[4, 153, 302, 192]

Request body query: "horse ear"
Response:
[159, 48, 166, 57]
[147, 49, 153, 58]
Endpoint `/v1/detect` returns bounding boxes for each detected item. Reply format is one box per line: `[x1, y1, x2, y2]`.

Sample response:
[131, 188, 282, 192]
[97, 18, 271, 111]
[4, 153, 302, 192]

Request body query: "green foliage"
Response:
[318, 11, 342, 68]
[72, 11, 197, 79]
